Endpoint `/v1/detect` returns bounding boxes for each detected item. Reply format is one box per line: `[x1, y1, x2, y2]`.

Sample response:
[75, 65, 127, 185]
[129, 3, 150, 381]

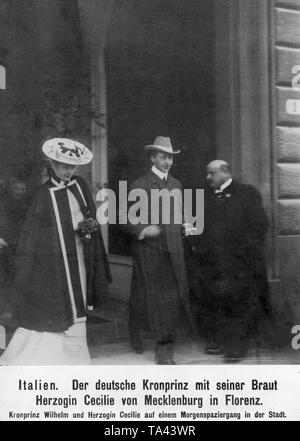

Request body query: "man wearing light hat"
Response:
[127, 136, 194, 364]
[0, 138, 111, 365]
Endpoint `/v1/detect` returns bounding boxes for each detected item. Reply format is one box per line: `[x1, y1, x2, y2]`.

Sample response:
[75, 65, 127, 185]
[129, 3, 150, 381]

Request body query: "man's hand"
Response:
[0, 238, 8, 249]
[139, 225, 161, 240]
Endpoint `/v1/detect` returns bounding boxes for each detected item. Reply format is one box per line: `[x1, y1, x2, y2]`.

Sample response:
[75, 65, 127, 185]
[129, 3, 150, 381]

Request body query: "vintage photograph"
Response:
[0, 0, 300, 369]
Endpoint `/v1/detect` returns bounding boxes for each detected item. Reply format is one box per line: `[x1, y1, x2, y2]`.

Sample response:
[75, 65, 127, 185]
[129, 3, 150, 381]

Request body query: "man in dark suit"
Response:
[193, 160, 271, 362]
[126, 136, 194, 364]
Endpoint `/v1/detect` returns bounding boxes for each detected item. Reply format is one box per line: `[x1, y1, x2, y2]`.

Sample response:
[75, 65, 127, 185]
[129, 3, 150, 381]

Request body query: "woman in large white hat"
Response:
[127, 136, 195, 364]
[0, 138, 111, 365]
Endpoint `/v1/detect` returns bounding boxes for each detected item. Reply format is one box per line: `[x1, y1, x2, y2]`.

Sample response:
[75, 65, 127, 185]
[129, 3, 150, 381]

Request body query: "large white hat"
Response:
[145, 136, 180, 154]
[42, 138, 93, 165]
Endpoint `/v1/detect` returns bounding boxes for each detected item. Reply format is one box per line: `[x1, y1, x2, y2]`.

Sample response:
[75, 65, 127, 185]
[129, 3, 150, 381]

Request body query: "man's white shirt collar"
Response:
[152, 165, 168, 181]
[215, 177, 232, 193]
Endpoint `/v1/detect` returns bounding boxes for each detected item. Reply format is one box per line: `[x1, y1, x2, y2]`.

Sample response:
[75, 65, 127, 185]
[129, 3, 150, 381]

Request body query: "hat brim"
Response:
[144, 145, 180, 154]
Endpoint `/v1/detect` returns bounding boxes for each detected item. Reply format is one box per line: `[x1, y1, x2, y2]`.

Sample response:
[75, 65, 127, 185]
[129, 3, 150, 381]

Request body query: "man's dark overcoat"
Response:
[128, 169, 194, 342]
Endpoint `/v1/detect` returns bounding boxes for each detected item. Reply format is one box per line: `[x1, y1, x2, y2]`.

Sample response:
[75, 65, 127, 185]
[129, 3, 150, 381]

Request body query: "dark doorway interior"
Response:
[107, 0, 216, 256]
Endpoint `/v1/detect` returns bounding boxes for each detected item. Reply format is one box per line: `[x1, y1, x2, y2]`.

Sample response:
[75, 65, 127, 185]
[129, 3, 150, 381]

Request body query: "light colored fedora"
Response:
[145, 136, 180, 154]
[42, 138, 93, 165]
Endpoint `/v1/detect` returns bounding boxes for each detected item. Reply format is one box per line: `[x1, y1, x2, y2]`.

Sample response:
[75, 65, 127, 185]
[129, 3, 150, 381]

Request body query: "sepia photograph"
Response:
[0, 0, 300, 424]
